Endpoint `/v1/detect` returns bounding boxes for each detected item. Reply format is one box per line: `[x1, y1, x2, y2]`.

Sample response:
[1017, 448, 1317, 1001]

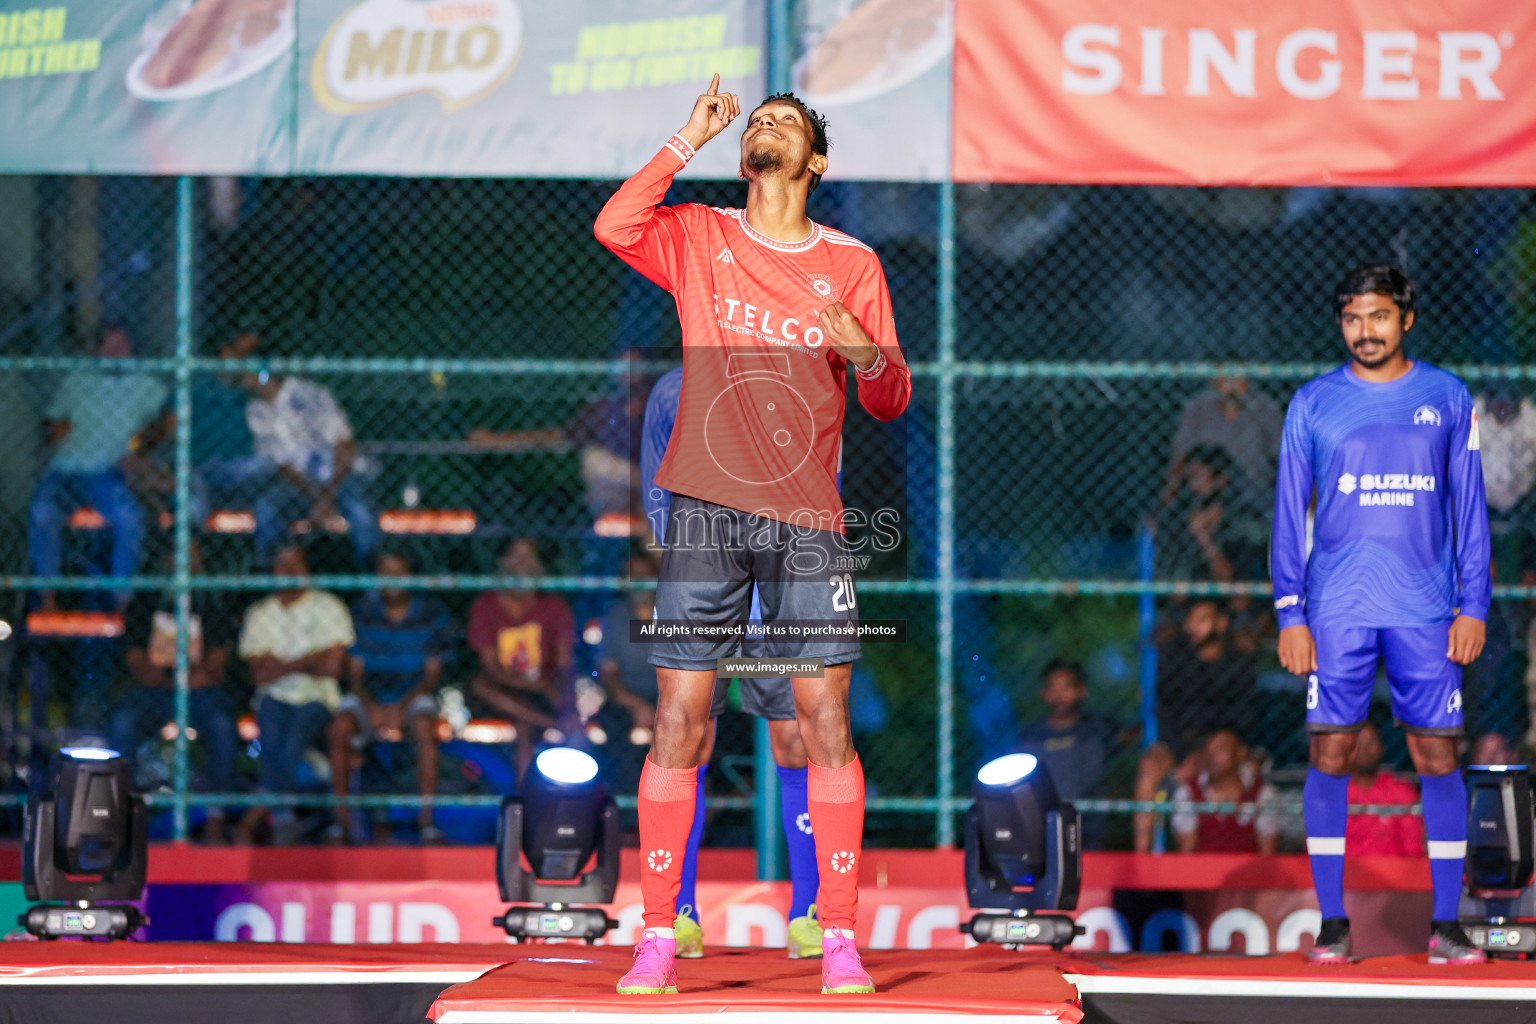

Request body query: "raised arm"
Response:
[594, 75, 740, 291]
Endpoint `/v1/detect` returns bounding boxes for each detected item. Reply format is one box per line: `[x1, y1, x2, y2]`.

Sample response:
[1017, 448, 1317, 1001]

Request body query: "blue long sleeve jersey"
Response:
[1271, 362, 1491, 630]
[641, 367, 685, 543]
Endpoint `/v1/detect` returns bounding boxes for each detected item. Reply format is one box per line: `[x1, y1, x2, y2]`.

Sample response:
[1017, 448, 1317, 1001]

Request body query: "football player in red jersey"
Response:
[596, 76, 910, 995]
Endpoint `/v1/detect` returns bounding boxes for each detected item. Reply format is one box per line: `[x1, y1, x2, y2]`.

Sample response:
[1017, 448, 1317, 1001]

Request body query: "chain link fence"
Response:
[1, 168, 1533, 848]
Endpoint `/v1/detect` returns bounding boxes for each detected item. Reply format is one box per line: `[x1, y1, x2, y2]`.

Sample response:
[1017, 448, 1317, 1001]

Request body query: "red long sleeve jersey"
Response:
[594, 134, 910, 533]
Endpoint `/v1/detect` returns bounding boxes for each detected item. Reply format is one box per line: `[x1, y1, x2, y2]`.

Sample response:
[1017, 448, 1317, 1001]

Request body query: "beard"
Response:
[744, 146, 784, 176]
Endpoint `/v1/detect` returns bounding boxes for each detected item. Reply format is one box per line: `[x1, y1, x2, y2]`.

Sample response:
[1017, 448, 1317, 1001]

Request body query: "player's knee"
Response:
[1408, 734, 1459, 775]
[653, 704, 710, 763]
[796, 703, 851, 760]
[1310, 732, 1356, 775]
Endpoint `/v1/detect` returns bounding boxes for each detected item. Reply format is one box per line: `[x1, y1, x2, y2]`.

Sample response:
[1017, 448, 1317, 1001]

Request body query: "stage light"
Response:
[960, 753, 1083, 950]
[494, 746, 619, 943]
[537, 747, 599, 784]
[21, 747, 149, 940]
[1459, 765, 1536, 956]
[976, 753, 1037, 787]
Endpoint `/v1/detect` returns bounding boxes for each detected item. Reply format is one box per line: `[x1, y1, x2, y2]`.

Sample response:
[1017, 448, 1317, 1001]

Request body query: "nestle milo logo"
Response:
[313, 0, 523, 113]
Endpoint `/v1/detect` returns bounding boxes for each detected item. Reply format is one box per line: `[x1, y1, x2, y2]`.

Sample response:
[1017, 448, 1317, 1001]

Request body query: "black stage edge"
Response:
[0, 982, 451, 1024]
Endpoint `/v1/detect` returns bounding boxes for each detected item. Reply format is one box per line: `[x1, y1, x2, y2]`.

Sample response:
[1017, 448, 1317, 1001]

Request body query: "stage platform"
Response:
[6, 942, 1536, 1024]
[428, 946, 1083, 1023]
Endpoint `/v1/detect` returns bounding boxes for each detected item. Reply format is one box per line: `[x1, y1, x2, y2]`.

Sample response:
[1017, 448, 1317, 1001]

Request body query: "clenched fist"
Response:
[817, 301, 878, 371]
[678, 74, 740, 151]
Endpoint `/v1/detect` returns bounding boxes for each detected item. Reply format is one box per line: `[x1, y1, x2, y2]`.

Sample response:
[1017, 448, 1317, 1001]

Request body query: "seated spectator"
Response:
[468, 538, 577, 777]
[1016, 659, 1119, 849]
[235, 543, 355, 844]
[107, 540, 240, 843]
[1171, 729, 1278, 854]
[1136, 600, 1260, 851]
[231, 333, 378, 567]
[329, 551, 452, 844]
[1016, 659, 1116, 799]
[190, 332, 268, 522]
[29, 325, 167, 608]
[1154, 598, 1258, 756]
[1346, 722, 1423, 857]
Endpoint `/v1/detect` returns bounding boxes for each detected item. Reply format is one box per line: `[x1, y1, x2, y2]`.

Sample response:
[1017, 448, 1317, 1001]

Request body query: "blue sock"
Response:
[1420, 771, 1469, 922]
[675, 765, 708, 919]
[777, 765, 820, 920]
[1304, 768, 1350, 920]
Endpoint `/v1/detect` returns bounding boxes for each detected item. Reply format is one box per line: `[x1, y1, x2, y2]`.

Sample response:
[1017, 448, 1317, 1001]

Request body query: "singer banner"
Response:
[953, 0, 1536, 186]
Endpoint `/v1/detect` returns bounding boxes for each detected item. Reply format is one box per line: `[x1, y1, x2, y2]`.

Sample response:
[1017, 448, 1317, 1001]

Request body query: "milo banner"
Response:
[298, 0, 762, 177]
[0, 1, 295, 173]
[0, 0, 766, 178]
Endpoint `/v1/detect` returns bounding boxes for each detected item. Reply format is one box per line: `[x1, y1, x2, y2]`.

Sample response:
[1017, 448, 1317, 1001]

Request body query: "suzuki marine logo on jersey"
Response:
[1414, 405, 1443, 426]
[1344, 470, 1437, 507]
[1360, 473, 1435, 492]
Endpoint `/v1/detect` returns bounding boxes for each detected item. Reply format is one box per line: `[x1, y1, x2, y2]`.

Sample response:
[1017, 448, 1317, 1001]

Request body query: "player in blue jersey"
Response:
[638, 366, 825, 960]
[1272, 264, 1491, 966]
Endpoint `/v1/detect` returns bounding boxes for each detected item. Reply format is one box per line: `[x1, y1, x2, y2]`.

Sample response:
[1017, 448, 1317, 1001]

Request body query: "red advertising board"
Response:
[0, 847, 1437, 956]
[954, 0, 1536, 185]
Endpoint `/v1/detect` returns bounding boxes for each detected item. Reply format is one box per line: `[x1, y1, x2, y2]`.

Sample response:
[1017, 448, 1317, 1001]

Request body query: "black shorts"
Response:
[711, 676, 797, 720]
[650, 494, 861, 672]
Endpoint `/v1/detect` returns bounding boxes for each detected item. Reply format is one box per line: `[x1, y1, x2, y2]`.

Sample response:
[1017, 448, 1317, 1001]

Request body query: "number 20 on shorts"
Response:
[831, 573, 856, 612]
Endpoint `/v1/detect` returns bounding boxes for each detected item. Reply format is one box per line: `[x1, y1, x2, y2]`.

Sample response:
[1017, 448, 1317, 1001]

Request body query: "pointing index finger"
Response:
[707, 73, 720, 95]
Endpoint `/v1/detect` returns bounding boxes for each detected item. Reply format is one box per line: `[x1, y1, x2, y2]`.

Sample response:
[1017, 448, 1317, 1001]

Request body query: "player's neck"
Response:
[1347, 355, 1413, 384]
[744, 177, 813, 244]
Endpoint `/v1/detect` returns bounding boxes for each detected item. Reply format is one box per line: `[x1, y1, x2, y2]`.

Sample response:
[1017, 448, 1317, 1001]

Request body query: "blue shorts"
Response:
[1307, 624, 1463, 735]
